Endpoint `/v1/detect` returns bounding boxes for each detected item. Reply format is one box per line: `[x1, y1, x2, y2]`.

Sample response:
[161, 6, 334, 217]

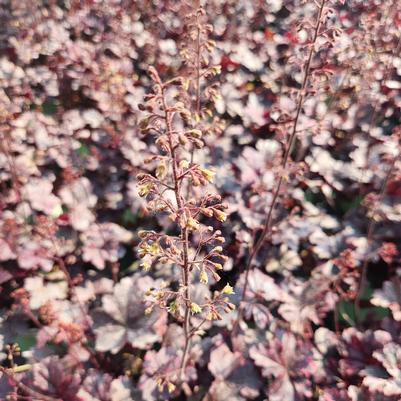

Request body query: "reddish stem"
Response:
[354, 152, 399, 324]
[159, 83, 192, 382]
[233, 0, 327, 333]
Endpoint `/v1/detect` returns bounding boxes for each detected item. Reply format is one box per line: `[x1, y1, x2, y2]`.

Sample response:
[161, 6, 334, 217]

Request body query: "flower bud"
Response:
[141, 256, 152, 271]
[138, 230, 148, 238]
[137, 183, 153, 197]
[199, 168, 216, 183]
[206, 40, 216, 51]
[156, 378, 163, 391]
[222, 284, 234, 295]
[186, 217, 200, 231]
[155, 137, 168, 150]
[167, 383, 176, 393]
[148, 242, 160, 254]
[156, 161, 167, 180]
[213, 209, 227, 222]
[180, 160, 190, 169]
[167, 300, 178, 314]
[187, 129, 202, 139]
[200, 208, 213, 217]
[212, 65, 222, 75]
[200, 270, 208, 284]
[190, 302, 202, 314]
[179, 134, 188, 145]
[212, 262, 223, 270]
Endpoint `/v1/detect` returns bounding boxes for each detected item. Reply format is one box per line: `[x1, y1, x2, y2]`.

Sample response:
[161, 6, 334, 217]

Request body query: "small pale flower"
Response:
[186, 217, 200, 230]
[141, 255, 152, 271]
[222, 284, 234, 295]
[180, 160, 190, 169]
[212, 246, 223, 253]
[137, 183, 153, 197]
[167, 383, 176, 393]
[200, 270, 208, 284]
[213, 209, 227, 222]
[199, 167, 216, 183]
[190, 302, 202, 314]
[167, 300, 178, 314]
[148, 242, 160, 254]
[156, 161, 167, 179]
[212, 262, 223, 270]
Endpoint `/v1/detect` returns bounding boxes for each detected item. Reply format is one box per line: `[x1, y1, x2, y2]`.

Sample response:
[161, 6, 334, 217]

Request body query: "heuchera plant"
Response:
[136, 5, 234, 387]
[1, 0, 401, 400]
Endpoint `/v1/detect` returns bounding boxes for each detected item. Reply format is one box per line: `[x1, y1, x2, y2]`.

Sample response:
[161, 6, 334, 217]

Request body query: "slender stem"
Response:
[160, 85, 192, 381]
[233, 0, 327, 332]
[190, 24, 202, 166]
[352, 7, 401, 322]
[179, 248, 191, 380]
[195, 25, 201, 117]
[354, 152, 399, 324]
[178, 19, 202, 374]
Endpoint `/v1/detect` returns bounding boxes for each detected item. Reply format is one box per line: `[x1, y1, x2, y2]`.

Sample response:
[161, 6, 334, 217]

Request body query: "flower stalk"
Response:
[235, 0, 328, 330]
[136, 7, 233, 387]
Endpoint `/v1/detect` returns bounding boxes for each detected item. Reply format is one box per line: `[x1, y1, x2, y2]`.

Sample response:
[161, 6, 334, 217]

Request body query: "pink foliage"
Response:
[0, 0, 400, 400]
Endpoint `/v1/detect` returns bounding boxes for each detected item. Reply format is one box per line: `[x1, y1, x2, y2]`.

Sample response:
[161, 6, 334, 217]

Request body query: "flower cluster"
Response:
[136, 6, 234, 382]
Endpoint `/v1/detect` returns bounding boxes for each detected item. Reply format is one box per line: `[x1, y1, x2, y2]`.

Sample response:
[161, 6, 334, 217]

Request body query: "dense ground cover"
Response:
[0, 1, 400, 400]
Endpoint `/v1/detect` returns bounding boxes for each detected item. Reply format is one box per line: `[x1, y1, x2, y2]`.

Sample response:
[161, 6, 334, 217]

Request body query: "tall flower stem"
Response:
[179, 253, 191, 381]
[234, 0, 327, 331]
[159, 83, 192, 381]
[195, 25, 201, 117]
[352, 13, 401, 323]
[139, 15, 231, 388]
[190, 23, 202, 166]
[354, 152, 399, 324]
